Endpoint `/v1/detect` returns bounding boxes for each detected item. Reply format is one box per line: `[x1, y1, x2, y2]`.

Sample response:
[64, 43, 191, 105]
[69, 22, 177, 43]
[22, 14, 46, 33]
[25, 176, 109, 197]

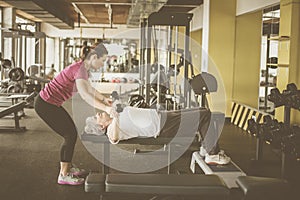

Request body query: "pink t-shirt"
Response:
[40, 61, 88, 106]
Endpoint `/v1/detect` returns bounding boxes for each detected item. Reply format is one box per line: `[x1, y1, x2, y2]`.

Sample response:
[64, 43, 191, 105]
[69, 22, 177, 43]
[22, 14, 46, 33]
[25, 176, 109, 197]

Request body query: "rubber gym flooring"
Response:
[0, 100, 299, 200]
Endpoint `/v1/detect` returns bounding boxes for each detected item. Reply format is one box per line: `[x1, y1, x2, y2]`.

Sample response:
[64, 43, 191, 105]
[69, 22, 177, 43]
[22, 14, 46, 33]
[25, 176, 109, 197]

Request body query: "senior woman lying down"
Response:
[85, 106, 230, 165]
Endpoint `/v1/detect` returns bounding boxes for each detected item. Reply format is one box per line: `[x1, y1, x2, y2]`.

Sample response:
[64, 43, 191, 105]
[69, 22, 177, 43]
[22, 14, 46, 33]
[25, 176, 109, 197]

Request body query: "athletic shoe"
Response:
[199, 146, 208, 157]
[69, 164, 87, 176]
[57, 174, 84, 186]
[204, 150, 231, 165]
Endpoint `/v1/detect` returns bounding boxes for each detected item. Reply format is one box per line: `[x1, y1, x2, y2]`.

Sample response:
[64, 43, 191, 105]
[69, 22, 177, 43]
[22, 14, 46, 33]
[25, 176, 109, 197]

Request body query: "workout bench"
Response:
[0, 92, 37, 132]
[81, 107, 220, 174]
[236, 176, 290, 200]
[81, 133, 192, 174]
[86, 173, 230, 200]
[85, 173, 291, 200]
[0, 101, 27, 132]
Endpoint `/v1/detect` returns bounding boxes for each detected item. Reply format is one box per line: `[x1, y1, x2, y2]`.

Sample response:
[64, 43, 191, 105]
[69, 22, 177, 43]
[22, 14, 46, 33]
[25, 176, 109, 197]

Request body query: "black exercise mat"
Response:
[208, 162, 241, 172]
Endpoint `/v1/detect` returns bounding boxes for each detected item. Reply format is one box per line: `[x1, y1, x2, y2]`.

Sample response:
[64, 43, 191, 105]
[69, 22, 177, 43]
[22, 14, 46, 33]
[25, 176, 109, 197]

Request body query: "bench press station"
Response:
[80, 106, 212, 174]
[189, 111, 247, 188]
[81, 108, 291, 200]
[84, 173, 290, 200]
[0, 92, 37, 132]
[80, 68, 291, 199]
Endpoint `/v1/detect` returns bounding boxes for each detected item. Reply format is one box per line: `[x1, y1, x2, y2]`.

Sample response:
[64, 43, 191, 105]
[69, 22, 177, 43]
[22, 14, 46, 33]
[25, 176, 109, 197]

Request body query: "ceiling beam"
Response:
[5, 0, 74, 29]
[71, 1, 132, 6]
[71, 2, 90, 24]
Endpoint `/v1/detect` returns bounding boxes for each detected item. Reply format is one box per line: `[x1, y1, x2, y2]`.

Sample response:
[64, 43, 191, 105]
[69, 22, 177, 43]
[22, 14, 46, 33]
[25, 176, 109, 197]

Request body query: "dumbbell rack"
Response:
[254, 83, 300, 178]
[254, 105, 296, 178]
[281, 105, 296, 178]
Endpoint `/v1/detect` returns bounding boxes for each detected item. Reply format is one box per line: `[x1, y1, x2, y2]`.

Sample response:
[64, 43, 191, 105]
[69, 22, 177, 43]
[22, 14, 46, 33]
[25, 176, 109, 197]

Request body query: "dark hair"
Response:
[80, 46, 91, 60]
[85, 43, 108, 60]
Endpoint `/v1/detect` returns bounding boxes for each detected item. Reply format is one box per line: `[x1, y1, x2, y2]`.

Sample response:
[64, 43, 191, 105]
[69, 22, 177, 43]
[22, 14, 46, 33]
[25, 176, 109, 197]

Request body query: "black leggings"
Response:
[159, 108, 220, 154]
[34, 94, 77, 162]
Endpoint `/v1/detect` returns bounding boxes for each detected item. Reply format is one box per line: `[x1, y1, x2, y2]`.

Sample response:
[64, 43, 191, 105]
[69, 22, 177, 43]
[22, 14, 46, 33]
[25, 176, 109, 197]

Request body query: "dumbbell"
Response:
[247, 118, 259, 136]
[247, 117, 268, 139]
[288, 126, 300, 159]
[281, 134, 293, 154]
[268, 121, 288, 149]
[281, 132, 300, 159]
[268, 88, 285, 107]
[111, 91, 126, 113]
[260, 116, 275, 143]
[283, 83, 300, 110]
[111, 91, 119, 102]
[260, 116, 285, 147]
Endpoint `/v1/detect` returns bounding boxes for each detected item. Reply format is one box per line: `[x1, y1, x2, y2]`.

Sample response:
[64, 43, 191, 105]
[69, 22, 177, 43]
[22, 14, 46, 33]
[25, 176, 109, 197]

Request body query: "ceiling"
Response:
[0, 0, 203, 29]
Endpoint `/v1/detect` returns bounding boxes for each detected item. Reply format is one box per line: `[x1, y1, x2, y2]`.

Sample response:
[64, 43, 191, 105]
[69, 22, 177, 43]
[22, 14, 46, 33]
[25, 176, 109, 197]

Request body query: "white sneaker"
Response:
[199, 146, 208, 157]
[69, 164, 87, 176]
[204, 150, 231, 165]
[57, 174, 84, 186]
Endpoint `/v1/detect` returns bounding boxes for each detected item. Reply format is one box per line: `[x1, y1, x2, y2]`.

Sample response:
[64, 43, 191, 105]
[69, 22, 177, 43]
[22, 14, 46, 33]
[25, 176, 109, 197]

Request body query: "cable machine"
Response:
[140, 12, 193, 109]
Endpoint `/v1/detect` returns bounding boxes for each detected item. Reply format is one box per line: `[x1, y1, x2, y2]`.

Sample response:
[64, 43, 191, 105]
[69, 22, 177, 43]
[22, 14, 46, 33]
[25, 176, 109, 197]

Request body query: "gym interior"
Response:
[0, 0, 300, 199]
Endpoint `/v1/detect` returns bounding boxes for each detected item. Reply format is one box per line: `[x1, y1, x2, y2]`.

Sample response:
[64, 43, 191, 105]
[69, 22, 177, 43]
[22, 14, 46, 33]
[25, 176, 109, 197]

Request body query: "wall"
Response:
[237, 0, 279, 16]
[191, 29, 202, 46]
[275, 0, 300, 123]
[190, 29, 202, 73]
[233, 11, 262, 108]
[208, 0, 236, 116]
[39, 1, 283, 115]
[190, 5, 203, 31]
[41, 23, 137, 39]
[38, 0, 281, 38]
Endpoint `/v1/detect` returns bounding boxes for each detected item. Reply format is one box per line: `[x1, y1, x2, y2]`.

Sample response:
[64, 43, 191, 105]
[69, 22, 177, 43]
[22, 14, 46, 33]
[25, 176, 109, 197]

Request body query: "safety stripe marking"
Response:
[231, 101, 271, 131]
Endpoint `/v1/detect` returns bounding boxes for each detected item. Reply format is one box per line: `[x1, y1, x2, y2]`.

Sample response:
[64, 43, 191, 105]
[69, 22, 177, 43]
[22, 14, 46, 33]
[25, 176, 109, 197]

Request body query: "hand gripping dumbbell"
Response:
[111, 91, 126, 113]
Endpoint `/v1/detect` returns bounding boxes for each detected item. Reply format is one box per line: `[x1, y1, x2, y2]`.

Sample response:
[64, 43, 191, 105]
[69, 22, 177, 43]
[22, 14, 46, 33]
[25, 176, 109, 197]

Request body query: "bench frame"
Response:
[0, 101, 27, 132]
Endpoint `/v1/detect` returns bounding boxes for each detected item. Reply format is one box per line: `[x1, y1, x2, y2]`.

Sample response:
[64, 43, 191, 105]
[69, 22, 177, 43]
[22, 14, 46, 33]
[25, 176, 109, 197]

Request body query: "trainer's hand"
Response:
[105, 106, 119, 118]
[104, 97, 113, 106]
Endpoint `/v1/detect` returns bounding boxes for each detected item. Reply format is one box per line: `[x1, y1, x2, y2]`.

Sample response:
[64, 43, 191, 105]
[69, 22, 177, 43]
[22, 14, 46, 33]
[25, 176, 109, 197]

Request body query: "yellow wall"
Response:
[209, 0, 236, 116]
[191, 29, 202, 46]
[275, 0, 300, 123]
[172, 27, 203, 77]
[191, 29, 203, 73]
[233, 11, 262, 108]
[295, 3, 300, 97]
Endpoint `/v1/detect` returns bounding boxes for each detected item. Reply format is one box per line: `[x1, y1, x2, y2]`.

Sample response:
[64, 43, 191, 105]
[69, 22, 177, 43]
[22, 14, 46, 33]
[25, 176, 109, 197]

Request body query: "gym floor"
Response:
[0, 100, 299, 200]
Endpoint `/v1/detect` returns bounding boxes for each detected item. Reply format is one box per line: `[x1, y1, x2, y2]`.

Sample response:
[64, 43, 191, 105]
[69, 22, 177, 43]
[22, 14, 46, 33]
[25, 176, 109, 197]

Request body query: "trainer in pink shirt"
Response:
[40, 61, 89, 106]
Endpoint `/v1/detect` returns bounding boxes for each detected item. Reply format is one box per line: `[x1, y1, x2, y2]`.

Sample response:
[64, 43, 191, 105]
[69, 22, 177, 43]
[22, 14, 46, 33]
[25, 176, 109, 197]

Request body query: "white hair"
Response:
[84, 116, 105, 135]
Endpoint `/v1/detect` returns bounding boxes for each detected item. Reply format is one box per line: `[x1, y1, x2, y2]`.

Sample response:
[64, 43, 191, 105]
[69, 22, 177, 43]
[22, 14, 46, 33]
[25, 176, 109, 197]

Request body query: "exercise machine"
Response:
[84, 173, 290, 200]
[0, 92, 37, 132]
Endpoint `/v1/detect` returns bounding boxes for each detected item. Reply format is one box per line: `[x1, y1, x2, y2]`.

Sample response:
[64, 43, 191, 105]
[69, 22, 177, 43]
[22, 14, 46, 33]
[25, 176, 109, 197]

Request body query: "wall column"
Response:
[2, 7, 16, 60]
[233, 11, 262, 108]
[203, 0, 236, 116]
[275, 0, 300, 123]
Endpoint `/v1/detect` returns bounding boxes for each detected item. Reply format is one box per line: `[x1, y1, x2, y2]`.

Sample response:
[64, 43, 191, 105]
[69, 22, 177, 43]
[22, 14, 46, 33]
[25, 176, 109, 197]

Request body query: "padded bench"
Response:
[85, 173, 106, 193]
[236, 176, 290, 200]
[85, 173, 230, 199]
[0, 92, 36, 133]
[0, 101, 27, 132]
